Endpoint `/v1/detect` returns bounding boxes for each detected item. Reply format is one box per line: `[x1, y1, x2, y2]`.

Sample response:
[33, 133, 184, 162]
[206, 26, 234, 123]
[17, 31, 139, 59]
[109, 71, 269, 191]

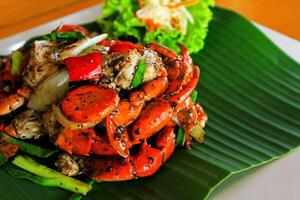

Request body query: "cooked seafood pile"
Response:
[0, 24, 207, 184]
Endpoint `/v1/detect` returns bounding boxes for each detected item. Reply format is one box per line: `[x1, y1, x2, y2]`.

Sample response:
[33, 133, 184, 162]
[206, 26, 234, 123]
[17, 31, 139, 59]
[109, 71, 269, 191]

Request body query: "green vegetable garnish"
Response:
[69, 178, 95, 200]
[1, 133, 58, 158]
[11, 155, 92, 195]
[4, 164, 68, 188]
[190, 90, 198, 103]
[190, 125, 205, 144]
[175, 128, 186, 147]
[10, 50, 23, 75]
[97, 0, 214, 53]
[23, 31, 85, 50]
[131, 60, 147, 89]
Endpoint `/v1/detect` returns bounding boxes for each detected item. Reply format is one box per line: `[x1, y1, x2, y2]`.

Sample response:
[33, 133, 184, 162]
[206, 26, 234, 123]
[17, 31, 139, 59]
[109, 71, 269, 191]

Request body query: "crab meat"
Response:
[55, 153, 82, 176]
[99, 49, 165, 90]
[142, 49, 165, 82]
[42, 109, 61, 140]
[23, 40, 59, 88]
[7, 109, 46, 139]
[114, 50, 142, 89]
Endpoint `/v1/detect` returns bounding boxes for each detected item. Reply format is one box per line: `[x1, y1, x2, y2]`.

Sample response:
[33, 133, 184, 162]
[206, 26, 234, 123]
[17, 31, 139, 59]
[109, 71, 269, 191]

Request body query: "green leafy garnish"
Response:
[97, 0, 214, 53]
[23, 31, 85, 50]
[131, 60, 147, 89]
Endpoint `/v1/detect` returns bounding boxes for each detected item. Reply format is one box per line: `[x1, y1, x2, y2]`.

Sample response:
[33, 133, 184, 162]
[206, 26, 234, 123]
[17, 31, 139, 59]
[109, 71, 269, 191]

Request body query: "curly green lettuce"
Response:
[97, 0, 215, 53]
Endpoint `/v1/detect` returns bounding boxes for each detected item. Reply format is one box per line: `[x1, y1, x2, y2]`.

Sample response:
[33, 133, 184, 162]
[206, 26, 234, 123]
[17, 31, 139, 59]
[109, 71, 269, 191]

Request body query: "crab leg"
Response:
[130, 67, 199, 143]
[106, 75, 168, 157]
[86, 126, 175, 181]
[0, 85, 31, 116]
[55, 128, 118, 156]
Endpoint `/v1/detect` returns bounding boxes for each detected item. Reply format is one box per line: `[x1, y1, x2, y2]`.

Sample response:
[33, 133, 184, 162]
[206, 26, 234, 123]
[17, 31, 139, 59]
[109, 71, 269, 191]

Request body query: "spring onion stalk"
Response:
[1, 132, 58, 158]
[190, 90, 198, 103]
[175, 128, 186, 147]
[12, 155, 92, 195]
[131, 60, 148, 89]
[4, 163, 65, 187]
[69, 178, 95, 200]
[10, 50, 23, 75]
[190, 124, 205, 143]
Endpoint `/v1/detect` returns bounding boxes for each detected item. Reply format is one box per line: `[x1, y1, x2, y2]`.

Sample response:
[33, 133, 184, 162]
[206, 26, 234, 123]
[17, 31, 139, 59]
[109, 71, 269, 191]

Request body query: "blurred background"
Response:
[0, 0, 299, 40]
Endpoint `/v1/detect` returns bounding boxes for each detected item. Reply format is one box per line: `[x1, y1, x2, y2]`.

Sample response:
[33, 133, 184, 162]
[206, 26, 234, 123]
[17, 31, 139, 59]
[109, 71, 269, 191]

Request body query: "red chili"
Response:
[99, 40, 144, 53]
[64, 52, 102, 81]
[57, 24, 90, 36]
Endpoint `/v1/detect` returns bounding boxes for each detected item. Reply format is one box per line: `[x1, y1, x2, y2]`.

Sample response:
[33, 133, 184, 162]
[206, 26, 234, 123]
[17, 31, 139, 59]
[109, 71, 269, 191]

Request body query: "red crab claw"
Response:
[0, 85, 32, 116]
[0, 136, 19, 160]
[91, 134, 118, 156]
[178, 43, 193, 67]
[86, 126, 175, 181]
[167, 44, 194, 93]
[149, 42, 178, 61]
[130, 67, 199, 143]
[155, 127, 176, 162]
[55, 128, 118, 156]
[55, 128, 96, 156]
[106, 76, 168, 157]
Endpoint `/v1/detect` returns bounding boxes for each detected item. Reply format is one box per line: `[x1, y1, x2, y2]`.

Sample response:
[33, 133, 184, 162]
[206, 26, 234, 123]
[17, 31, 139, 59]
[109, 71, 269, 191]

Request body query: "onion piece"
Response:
[190, 124, 205, 143]
[27, 69, 69, 112]
[52, 104, 97, 130]
[59, 34, 108, 60]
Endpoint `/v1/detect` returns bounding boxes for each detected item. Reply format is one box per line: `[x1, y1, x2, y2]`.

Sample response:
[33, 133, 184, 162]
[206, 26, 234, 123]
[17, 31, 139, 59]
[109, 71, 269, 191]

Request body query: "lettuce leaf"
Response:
[97, 0, 214, 53]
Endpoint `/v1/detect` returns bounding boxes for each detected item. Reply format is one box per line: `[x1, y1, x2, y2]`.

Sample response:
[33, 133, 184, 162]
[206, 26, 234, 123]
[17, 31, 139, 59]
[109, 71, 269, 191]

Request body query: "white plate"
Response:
[0, 5, 299, 200]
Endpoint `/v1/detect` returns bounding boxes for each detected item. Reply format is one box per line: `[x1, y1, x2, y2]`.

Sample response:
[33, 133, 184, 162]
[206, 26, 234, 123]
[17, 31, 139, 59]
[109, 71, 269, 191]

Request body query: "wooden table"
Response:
[0, 0, 299, 40]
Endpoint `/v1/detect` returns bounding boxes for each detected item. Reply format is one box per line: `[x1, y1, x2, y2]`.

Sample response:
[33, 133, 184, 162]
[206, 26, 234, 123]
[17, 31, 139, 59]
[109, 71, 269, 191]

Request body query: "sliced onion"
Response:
[27, 69, 69, 112]
[60, 34, 108, 60]
[190, 124, 205, 144]
[52, 104, 97, 130]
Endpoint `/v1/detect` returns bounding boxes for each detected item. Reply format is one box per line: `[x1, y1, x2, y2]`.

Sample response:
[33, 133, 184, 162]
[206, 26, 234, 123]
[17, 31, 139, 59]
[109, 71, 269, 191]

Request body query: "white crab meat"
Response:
[114, 50, 142, 89]
[23, 40, 59, 88]
[142, 49, 165, 82]
[13, 109, 46, 139]
[55, 153, 81, 177]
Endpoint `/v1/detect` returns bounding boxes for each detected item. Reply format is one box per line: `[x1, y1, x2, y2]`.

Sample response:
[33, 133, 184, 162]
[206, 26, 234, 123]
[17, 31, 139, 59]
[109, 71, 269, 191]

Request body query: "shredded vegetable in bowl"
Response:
[136, 0, 196, 34]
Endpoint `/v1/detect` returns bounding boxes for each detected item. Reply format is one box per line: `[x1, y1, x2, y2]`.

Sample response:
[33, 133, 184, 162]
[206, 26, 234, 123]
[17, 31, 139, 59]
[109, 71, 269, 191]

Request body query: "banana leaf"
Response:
[0, 7, 300, 200]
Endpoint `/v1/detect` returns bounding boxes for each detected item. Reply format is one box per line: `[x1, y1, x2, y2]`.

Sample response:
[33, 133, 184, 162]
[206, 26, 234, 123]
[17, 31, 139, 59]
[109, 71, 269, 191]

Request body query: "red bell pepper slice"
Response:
[99, 40, 144, 53]
[57, 24, 90, 36]
[64, 52, 102, 81]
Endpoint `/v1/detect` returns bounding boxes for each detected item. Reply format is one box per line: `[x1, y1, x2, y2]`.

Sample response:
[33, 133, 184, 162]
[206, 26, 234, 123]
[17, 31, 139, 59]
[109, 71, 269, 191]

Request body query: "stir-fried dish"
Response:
[0, 24, 207, 196]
